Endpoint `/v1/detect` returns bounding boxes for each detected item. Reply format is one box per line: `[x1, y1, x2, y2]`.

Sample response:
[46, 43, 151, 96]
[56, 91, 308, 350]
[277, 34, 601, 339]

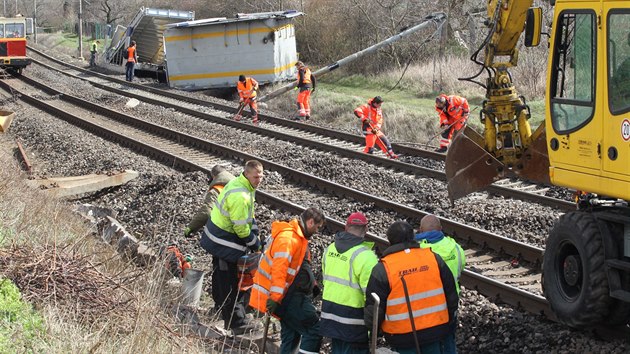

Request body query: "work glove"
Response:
[371, 128, 380, 135]
[239, 97, 244, 103]
[266, 298, 280, 314]
[294, 86, 298, 91]
[440, 123, 447, 129]
[312, 284, 321, 298]
[183, 227, 192, 238]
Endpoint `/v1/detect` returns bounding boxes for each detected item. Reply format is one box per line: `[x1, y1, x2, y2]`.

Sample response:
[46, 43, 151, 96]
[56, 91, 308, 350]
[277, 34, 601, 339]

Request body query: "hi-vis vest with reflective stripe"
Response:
[249, 219, 309, 314]
[381, 248, 449, 334]
[209, 173, 255, 240]
[320, 241, 378, 338]
[298, 67, 312, 85]
[237, 78, 258, 99]
[419, 236, 465, 294]
[322, 242, 377, 309]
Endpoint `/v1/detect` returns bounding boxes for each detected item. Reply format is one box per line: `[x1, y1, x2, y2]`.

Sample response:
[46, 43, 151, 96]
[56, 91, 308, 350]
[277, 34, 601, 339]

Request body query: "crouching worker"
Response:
[249, 207, 326, 354]
[365, 221, 458, 354]
[354, 96, 398, 159]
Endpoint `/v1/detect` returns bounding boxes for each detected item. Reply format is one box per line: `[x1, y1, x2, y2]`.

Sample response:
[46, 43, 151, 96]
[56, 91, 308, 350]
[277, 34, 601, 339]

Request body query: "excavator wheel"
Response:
[542, 211, 611, 328]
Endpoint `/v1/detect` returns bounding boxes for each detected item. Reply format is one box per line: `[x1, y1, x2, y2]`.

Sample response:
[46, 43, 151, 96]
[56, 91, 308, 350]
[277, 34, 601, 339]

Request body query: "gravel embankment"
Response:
[0, 39, 624, 352]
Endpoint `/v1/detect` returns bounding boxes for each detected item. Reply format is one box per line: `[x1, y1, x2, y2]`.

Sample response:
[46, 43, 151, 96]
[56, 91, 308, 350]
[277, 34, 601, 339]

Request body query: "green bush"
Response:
[0, 278, 46, 353]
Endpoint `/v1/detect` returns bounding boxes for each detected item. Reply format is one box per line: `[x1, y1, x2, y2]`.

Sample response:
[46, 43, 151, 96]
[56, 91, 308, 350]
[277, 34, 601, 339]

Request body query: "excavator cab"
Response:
[447, 0, 630, 329]
[445, 5, 549, 201]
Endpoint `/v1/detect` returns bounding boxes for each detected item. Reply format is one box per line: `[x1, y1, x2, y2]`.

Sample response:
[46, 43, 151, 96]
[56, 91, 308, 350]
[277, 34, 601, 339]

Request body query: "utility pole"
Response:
[33, 0, 37, 43]
[78, 0, 84, 60]
[3, 1, 6, 17]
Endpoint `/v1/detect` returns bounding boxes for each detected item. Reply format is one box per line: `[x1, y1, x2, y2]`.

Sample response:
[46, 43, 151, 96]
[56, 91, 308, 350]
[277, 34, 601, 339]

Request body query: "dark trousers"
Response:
[395, 332, 457, 354]
[279, 293, 322, 354]
[125, 61, 135, 82]
[331, 338, 369, 354]
[212, 257, 246, 329]
[89, 52, 96, 66]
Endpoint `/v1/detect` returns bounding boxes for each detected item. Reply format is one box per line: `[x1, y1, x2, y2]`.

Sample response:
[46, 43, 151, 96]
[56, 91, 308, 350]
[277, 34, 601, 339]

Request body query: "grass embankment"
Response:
[0, 140, 207, 352]
[263, 56, 546, 147]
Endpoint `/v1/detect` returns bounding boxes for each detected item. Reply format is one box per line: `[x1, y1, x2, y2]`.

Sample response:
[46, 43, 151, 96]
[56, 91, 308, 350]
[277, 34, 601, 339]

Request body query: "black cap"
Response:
[373, 96, 383, 104]
[238, 75, 246, 82]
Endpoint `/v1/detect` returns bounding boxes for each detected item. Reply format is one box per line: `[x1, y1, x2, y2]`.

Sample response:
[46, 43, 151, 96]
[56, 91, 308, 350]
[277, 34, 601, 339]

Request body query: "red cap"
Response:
[346, 212, 368, 226]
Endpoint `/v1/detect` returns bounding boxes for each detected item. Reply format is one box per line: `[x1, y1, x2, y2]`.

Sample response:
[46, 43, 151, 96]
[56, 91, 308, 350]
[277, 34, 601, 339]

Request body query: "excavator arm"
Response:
[445, 0, 549, 200]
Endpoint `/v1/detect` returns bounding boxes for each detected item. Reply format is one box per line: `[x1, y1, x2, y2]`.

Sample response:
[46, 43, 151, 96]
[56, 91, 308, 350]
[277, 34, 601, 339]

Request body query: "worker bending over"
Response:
[354, 96, 398, 159]
[236, 75, 260, 123]
[434, 94, 469, 153]
[320, 212, 379, 353]
[249, 207, 325, 354]
[365, 221, 458, 354]
[200, 160, 263, 334]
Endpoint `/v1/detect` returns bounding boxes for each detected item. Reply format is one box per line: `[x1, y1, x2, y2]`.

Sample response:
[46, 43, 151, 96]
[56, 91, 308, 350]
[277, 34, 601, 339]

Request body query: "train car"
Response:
[0, 17, 32, 74]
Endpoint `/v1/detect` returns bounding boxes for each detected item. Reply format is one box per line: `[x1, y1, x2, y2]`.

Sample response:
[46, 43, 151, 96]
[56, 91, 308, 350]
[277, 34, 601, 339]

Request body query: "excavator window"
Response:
[549, 11, 596, 134]
[608, 12, 630, 114]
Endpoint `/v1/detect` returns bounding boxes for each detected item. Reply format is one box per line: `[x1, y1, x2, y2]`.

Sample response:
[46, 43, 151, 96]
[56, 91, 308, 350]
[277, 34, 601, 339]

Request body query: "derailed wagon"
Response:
[163, 11, 303, 90]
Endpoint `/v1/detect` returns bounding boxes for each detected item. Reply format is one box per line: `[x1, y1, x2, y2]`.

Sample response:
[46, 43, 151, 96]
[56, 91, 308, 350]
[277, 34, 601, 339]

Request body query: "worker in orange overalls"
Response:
[295, 61, 316, 120]
[236, 75, 260, 123]
[435, 94, 469, 153]
[354, 96, 398, 159]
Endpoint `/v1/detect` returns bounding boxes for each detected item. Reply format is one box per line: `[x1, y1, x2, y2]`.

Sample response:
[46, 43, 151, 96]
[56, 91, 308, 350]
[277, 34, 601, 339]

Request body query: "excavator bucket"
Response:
[514, 125, 551, 185]
[445, 126, 506, 201]
[0, 110, 15, 133]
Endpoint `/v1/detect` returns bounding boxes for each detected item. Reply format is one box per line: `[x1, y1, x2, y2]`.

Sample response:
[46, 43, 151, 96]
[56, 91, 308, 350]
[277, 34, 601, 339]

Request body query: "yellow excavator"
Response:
[447, 0, 630, 328]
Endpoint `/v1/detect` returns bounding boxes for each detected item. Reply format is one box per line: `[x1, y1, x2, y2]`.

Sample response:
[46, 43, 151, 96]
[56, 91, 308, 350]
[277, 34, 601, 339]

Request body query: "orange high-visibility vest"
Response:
[249, 218, 309, 314]
[381, 247, 449, 334]
[354, 99, 383, 132]
[436, 94, 469, 130]
[127, 46, 136, 63]
[237, 78, 258, 99]
[297, 67, 312, 85]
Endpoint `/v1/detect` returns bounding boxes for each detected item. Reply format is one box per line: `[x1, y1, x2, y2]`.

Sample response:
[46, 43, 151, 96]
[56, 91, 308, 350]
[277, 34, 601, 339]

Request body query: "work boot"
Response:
[252, 116, 259, 125]
[435, 146, 447, 153]
[234, 114, 242, 122]
[305, 114, 310, 121]
[388, 150, 399, 159]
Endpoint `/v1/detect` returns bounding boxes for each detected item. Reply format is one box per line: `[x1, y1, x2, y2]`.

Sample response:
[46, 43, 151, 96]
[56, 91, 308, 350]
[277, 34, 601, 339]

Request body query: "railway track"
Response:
[1, 72, 555, 322]
[27, 47, 575, 211]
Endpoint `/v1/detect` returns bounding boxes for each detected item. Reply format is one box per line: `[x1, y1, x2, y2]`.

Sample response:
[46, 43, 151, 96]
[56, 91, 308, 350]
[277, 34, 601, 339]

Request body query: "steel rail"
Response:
[0, 75, 555, 322]
[26, 50, 575, 211]
[12, 73, 546, 265]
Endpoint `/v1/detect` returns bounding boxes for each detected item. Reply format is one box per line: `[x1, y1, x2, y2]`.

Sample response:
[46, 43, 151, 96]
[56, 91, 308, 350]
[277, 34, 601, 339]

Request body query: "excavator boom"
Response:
[445, 1, 550, 200]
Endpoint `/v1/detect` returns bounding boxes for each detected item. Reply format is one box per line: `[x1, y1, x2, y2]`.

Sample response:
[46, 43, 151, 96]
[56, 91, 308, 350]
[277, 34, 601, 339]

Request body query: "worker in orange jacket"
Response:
[435, 94, 470, 153]
[354, 96, 398, 159]
[236, 75, 260, 123]
[295, 61, 316, 120]
[364, 221, 458, 354]
[249, 207, 325, 354]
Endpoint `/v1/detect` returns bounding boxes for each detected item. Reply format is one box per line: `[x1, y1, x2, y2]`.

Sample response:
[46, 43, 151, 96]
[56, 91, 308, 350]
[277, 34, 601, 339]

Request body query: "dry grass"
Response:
[0, 138, 217, 353]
